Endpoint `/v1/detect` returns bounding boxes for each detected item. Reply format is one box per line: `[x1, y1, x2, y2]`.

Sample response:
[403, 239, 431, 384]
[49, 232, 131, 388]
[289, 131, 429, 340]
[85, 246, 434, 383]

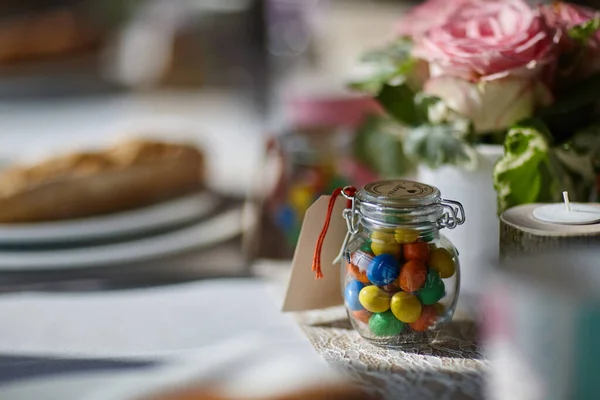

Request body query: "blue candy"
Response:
[367, 254, 400, 286]
[345, 280, 365, 311]
[274, 205, 296, 231]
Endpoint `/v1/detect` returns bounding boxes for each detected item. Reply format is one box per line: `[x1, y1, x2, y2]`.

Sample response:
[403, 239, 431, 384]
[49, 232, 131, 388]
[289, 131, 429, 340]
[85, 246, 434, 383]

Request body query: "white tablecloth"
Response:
[0, 278, 307, 358]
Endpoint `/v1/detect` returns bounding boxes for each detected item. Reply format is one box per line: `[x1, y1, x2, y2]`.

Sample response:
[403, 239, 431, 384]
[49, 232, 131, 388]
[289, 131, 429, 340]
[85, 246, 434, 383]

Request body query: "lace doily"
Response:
[296, 307, 488, 400]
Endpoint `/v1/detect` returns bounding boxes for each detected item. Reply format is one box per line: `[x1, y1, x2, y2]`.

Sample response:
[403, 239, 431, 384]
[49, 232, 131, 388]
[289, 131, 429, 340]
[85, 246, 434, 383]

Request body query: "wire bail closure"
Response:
[341, 186, 360, 235]
[437, 199, 466, 229]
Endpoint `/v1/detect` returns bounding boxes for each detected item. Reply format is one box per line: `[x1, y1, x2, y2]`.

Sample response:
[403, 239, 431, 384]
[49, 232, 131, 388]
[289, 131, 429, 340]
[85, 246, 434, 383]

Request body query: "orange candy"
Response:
[409, 305, 438, 332]
[347, 263, 370, 284]
[397, 260, 427, 292]
[352, 309, 372, 324]
[403, 242, 430, 263]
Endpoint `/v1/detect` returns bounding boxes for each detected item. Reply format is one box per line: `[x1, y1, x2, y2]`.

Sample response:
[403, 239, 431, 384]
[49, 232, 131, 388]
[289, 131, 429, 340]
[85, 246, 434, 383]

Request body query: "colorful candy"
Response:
[403, 242, 430, 263]
[369, 310, 405, 336]
[417, 270, 445, 305]
[390, 292, 422, 323]
[288, 184, 314, 214]
[352, 309, 372, 324]
[345, 280, 366, 311]
[359, 285, 391, 313]
[382, 283, 401, 294]
[397, 260, 427, 292]
[409, 305, 438, 332]
[347, 263, 370, 284]
[360, 240, 373, 253]
[274, 205, 296, 232]
[303, 168, 327, 193]
[367, 254, 400, 286]
[350, 250, 374, 272]
[345, 228, 459, 341]
[394, 228, 420, 244]
[370, 230, 401, 258]
[421, 231, 436, 242]
[428, 247, 456, 278]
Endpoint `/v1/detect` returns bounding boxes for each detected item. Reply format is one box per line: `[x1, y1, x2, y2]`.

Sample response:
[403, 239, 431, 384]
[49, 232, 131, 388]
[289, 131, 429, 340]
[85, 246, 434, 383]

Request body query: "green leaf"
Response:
[348, 39, 415, 95]
[493, 120, 563, 213]
[568, 17, 600, 42]
[553, 125, 600, 200]
[348, 74, 403, 95]
[376, 83, 422, 126]
[403, 124, 478, 170]
[360, 38, 413, 65]
[353, 115, 414, 177]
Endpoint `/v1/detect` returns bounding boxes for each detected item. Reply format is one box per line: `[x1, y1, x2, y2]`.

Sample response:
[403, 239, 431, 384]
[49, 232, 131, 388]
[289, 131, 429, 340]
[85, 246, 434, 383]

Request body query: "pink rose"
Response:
[541, 2, 600, 49]
[412, 0, 556, 81]
[394, 0, 469, 38]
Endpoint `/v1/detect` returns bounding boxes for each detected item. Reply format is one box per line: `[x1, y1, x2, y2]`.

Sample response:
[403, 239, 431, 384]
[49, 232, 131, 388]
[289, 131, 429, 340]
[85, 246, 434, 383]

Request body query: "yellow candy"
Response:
[288, 184, 314, 213]
[390, 292, 422, 323]
[359, 285, 391, 313]
[428, 248, 456, 278]
[394, 228, 420, 244]
[370, 230, 401, 258]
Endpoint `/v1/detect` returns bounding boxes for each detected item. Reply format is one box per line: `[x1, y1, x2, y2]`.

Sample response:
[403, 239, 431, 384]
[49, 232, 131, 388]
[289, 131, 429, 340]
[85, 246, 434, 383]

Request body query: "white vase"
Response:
[417, 145, 503, 298]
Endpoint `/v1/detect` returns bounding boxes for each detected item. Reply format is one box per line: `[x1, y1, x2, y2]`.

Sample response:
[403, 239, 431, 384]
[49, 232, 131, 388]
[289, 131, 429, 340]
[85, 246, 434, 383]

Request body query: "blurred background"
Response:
[1, 1, 600, 399]
[0, 0, 417, 280]
[0, 0, 595, 264]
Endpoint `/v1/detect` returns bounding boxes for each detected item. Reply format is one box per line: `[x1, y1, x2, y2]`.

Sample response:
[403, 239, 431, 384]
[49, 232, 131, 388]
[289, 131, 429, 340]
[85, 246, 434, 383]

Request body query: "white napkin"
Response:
[0, 278, 307, 358]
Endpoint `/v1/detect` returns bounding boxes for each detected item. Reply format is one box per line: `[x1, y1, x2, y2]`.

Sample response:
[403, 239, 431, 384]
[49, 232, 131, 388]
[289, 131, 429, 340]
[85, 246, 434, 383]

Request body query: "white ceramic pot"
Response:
[417, 145, 503, 298]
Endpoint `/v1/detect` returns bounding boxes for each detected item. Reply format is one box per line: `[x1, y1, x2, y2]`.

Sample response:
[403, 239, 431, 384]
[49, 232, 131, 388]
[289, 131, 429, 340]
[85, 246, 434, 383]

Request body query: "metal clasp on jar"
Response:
[341, 186, 360, 235]
[437, 199, 466, 229]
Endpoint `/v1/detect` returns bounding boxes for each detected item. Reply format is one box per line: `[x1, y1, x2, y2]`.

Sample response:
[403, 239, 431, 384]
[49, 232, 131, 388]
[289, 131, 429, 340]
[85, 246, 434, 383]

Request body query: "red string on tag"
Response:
[312, 186, 356, 279]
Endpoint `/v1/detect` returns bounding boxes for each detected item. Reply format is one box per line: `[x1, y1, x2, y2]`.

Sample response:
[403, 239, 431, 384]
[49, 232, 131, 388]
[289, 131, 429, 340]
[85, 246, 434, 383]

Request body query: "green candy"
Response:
[417, 270, 445, 305]
[369, 310, 405, 336]
[382, 215, 406, 225]
[360, 240, 373, 253]
[326, 176, 350, 194]
[421, 231, 436, 242]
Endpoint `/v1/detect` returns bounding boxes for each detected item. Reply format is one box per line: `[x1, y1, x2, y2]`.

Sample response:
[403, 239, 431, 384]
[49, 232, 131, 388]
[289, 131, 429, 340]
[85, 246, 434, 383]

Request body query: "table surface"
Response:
[0, 267, 486, 400]
[296, 307, 487, 400]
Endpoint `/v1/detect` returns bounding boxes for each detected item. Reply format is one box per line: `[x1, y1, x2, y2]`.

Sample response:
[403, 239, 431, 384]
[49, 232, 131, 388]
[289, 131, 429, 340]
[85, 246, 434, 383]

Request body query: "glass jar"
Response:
[341, 179, 465, 347]
[264, 95, 381, 256]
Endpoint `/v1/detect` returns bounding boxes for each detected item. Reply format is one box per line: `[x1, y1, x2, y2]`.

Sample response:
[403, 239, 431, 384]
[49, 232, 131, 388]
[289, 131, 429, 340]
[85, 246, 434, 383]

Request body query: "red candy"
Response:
[403, 242, 430, 263]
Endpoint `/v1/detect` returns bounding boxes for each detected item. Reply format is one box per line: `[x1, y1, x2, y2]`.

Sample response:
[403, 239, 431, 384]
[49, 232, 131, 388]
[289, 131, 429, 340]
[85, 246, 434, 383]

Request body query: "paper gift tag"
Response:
[282, 195, 347, 312]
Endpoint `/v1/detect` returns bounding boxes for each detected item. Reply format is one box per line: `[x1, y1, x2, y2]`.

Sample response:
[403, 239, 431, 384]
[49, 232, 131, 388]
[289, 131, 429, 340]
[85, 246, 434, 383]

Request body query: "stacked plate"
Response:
[0, 191, 249, 271]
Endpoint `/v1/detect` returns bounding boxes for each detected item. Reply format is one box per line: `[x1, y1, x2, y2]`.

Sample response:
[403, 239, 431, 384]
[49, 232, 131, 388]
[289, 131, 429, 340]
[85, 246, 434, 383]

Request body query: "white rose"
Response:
[424, 76, 537, 134]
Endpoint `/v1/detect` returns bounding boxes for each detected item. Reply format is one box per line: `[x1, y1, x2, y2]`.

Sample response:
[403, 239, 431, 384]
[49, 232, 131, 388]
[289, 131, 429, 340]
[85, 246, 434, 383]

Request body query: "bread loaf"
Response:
[0, 139, 205, 222]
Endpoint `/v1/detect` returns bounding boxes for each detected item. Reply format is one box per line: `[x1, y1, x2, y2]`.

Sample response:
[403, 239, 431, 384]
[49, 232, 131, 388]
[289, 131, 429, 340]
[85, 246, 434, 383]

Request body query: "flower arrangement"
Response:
[351, 0, 600, 213]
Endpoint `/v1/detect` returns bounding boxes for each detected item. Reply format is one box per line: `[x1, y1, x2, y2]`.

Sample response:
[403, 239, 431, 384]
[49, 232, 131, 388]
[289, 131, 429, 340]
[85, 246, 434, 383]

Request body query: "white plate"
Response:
[0, 207, 246, 271]
[0, 191, 219, 245]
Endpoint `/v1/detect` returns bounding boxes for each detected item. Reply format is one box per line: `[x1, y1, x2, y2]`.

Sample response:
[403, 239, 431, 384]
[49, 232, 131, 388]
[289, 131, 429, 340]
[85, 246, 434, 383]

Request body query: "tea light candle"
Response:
[533, 191, 600, 225]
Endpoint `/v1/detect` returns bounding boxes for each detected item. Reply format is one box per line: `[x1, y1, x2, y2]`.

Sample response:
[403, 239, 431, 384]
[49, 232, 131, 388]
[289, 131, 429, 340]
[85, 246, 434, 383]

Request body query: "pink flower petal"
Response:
[412, 0, 556, 80]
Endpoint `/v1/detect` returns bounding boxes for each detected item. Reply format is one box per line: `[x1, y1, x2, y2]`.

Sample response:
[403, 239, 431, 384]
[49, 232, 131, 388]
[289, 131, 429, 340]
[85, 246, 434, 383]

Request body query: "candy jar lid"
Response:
[356, 180, 441, 208]
[350, 179, 465, 229]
